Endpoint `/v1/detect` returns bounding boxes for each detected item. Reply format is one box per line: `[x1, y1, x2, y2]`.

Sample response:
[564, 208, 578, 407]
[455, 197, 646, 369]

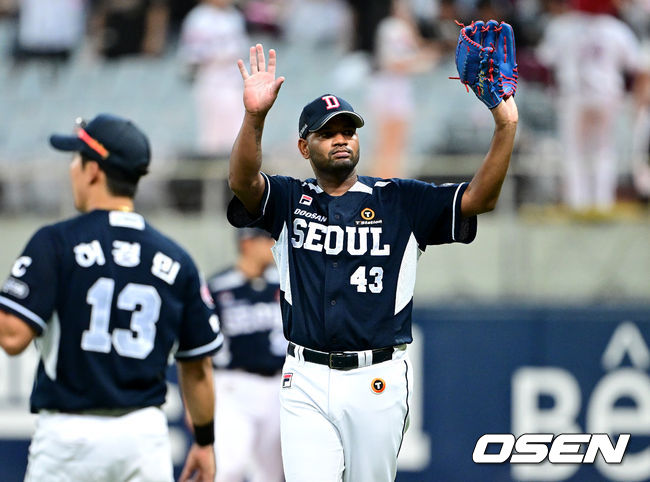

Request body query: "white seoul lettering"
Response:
[324, 226, 344, 255]
[292, 220, 390, 256]
[221, 302, 282, 336]
[291, 218, 307, 248]
[304, 222, 327, 252]
[370, 227, 390, 255]
[347, 227, 368, 255]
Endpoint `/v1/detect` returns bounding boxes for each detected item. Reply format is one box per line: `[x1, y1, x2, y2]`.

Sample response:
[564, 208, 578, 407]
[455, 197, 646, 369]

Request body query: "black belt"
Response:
[287, 342, 395, 370]
[52, 406, 149, 417]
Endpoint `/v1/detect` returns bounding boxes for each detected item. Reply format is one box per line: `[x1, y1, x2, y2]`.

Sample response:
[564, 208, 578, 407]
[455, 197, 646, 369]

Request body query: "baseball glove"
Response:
[453, 20, 518, 109]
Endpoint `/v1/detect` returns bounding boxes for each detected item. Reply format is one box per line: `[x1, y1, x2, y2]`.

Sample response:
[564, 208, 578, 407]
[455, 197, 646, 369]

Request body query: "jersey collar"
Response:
[304, 178, 373, 195]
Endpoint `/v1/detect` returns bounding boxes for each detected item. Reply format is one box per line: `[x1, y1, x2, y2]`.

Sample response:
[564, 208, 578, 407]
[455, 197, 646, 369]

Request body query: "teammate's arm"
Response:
[178, 357, 216, 482]
[0, 311, 36, 356]
[461, 97, 518, 217]
[229, 44, 285, 215]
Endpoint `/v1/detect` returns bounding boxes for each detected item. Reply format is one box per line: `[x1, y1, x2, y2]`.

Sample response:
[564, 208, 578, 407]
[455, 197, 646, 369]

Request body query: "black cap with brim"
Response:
[299, 94, 365, 139]
[307, 111, 364, 135]
[50, 134, 87, 153]
[49, 113, 151, 181]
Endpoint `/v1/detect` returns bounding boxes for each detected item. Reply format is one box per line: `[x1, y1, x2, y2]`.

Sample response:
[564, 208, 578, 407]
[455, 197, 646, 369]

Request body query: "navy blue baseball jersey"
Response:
[0, 210, 223, 412]
[208, 266, 286, 376]
[228, 174, 477, 351]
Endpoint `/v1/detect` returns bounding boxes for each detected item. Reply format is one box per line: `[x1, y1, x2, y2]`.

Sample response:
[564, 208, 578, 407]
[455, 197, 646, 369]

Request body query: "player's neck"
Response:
[314, 170, 358, 196]
[84, 195, 135, 213]
[237, 258, 267, 280]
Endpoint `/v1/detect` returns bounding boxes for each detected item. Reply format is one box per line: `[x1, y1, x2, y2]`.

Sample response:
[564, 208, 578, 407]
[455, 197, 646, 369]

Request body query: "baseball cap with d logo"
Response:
[50, 114, 150, 182]
[298, 94, 364, 139]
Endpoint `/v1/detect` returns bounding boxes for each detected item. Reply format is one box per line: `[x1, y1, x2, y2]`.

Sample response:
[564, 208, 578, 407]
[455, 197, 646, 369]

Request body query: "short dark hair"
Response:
[81, 154, 139, 198]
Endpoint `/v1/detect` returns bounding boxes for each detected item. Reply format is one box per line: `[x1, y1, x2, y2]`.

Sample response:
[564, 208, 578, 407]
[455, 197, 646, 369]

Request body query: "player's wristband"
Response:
[193, 421, 215, 446]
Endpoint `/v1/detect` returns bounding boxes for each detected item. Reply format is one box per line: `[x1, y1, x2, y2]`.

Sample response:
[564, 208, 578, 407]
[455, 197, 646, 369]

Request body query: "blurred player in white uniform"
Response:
[180, 0, 248, 155]
[207, 228, 286, 482]
[537, 1, 645, 212]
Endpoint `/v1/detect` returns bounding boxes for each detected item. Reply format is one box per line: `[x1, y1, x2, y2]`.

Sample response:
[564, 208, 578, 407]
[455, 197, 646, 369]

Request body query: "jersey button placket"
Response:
[324, 202, 343, 343]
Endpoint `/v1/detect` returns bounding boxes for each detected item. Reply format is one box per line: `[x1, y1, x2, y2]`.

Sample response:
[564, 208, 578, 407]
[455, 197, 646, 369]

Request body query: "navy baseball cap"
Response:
[298, 94, 364, 139]
[50, 114, 150, 181]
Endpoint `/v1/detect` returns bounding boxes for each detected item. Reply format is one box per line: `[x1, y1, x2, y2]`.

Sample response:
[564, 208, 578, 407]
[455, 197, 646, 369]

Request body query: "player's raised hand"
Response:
[238, 44, 285, 117]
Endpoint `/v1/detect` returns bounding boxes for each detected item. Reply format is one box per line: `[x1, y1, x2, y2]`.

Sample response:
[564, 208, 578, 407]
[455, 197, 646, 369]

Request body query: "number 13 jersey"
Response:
[0, 210, 223, 412]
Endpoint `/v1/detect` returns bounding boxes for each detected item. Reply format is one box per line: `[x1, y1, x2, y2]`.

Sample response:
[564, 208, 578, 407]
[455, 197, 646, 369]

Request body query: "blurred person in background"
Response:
[179, 0, 248, 157]
[90, 0, 170, 59]
[207, 227, 285, 482]
[0, 114, 221, 482]
[536, 0, 650, 216]
[368, 0, 439, 179]
[12, 0, 86, 75]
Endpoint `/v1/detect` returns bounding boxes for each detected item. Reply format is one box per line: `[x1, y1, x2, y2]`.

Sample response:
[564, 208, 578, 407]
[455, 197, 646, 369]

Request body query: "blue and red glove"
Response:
[453, 20, 518, 109]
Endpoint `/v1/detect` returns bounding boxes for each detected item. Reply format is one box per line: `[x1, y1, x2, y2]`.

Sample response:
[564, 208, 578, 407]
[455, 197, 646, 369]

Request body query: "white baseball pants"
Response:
[280, 346, 412, 482]
[25, 407, 173, 482]
[214, 370, 284, 482]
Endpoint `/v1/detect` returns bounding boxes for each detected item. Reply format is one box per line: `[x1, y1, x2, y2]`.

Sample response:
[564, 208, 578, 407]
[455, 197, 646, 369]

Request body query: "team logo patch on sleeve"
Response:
[371, 378, 386, 394]
[282, 373, 293, 388]
[299, 194, 313, 206]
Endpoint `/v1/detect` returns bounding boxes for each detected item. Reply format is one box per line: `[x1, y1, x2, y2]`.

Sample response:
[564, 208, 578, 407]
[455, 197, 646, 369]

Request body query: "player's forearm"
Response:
[462, 98, 518, 216]
[0, 311, 35, 356]
[178, 357, 214, 425]
[228, 113, 267, 212]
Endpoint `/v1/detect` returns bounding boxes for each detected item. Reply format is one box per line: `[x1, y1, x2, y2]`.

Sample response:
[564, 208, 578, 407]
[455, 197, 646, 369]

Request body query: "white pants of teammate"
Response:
[558, 97, 621, 210]
[214, 370, 284, 482]
[25, 407, 173, 482]
[280, 345, 412, 482]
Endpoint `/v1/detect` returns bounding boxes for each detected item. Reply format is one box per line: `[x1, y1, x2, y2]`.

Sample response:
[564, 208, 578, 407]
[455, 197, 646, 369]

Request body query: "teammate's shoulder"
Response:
[207, 267, 246, 293]
[142, 221, 194, 262]
[35, 212, 95, 239]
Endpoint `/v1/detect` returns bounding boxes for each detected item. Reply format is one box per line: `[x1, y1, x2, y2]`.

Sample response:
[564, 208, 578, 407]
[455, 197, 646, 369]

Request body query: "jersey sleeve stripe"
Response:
[175, 333, 224, 359]
[0, 296, 48, 331]
[451, 183, 466, 242]
[260, 172, 272, 216]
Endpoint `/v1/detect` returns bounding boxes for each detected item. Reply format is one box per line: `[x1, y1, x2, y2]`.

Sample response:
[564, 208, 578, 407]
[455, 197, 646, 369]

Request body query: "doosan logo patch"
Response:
[299, 194, 313, 206]
[282, 373, 293, 388]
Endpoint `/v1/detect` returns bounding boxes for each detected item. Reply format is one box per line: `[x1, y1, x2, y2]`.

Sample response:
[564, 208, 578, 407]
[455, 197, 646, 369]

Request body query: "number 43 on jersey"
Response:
[350, 266, 383, 293]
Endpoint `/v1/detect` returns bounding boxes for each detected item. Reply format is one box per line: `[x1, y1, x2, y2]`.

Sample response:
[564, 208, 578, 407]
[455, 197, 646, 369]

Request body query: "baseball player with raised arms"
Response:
[0, 114, 222, 481]
[227, 40, 517, 481]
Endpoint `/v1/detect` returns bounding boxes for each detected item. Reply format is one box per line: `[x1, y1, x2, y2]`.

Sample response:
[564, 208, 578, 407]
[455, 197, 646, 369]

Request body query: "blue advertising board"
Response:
[1, 305, 648, 481]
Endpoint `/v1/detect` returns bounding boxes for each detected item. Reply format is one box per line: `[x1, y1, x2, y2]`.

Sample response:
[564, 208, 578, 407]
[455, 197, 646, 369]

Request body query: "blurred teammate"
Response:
[226, 45, 517, 481]
[0, 114, 222, 482]
[207, 227, 285, 482]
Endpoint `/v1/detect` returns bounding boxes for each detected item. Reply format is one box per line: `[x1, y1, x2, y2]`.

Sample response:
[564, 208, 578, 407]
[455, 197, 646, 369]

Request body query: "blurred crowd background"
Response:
[0, 0, 649, 303]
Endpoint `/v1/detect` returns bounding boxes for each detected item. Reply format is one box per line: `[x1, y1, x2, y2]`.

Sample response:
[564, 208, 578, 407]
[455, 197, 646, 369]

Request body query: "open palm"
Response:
[238, 44, 285, 116]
